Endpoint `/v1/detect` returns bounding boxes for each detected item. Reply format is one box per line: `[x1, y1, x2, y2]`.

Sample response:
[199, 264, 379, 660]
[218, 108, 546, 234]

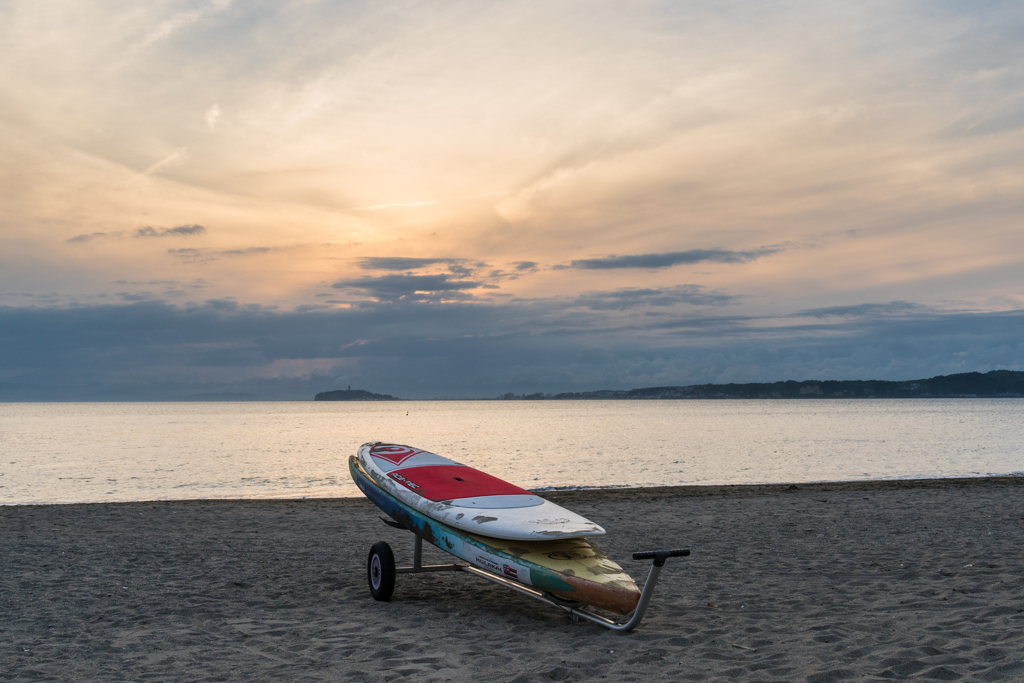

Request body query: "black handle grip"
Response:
[632, 548, 690, 566]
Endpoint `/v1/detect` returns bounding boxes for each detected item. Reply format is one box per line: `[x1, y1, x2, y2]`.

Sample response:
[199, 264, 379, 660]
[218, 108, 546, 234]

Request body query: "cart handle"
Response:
[632, 548, 690, 566]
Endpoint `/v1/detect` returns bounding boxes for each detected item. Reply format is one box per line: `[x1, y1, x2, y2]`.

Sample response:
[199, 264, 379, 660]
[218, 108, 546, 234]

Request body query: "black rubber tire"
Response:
[367, 541, 396, 602]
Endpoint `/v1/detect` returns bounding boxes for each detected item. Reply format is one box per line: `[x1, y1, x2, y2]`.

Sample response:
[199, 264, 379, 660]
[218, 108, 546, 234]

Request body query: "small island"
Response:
[314, 387, 400, 401]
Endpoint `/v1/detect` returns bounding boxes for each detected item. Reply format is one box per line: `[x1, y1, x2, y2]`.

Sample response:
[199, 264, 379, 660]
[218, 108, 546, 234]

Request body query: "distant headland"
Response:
[313, 371, 1023, 401]
[499, 370, 1024, 400]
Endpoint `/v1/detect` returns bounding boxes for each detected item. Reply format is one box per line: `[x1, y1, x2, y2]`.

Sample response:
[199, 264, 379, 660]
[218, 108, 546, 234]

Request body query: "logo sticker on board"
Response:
[388, 472, 421, 490]
[370, 444, 425, 466]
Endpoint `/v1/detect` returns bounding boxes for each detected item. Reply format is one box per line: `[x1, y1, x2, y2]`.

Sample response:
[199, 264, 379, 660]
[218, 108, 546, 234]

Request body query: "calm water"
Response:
[1, 400, 1022, 505]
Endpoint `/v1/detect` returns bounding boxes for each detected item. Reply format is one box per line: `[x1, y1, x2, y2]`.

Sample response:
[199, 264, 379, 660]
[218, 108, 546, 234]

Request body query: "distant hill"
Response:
[502, 370, 1024, 400]
[314, 388, 400, 401]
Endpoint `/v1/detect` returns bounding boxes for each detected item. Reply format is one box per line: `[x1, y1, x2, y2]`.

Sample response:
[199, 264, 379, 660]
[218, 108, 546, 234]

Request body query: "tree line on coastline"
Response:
[502, 370, 1024, 400]
[315, 370, 1024, 401]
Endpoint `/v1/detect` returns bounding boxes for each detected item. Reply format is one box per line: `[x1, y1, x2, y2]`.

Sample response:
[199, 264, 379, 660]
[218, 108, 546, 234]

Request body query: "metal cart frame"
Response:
[374, 523, 689, 632]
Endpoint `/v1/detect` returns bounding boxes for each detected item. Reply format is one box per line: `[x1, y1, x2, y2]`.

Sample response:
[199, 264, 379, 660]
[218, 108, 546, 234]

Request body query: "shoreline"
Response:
[540, 473, 1024, 504]
[6, 395, 1024, 403]
[5, 473, 1023, 508]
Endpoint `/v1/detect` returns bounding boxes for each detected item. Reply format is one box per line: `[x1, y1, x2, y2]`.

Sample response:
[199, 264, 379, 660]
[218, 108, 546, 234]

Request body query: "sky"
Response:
[1, 0, 1023, 400]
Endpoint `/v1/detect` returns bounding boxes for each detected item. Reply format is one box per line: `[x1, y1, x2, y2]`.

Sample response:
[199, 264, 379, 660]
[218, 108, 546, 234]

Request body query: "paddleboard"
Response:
[350, 455, 641, 614]
[357, 442, 605, 541]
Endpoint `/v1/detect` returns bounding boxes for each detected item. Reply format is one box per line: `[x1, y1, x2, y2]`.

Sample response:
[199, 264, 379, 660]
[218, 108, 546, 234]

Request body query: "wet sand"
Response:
[3, 477, 1023, 682]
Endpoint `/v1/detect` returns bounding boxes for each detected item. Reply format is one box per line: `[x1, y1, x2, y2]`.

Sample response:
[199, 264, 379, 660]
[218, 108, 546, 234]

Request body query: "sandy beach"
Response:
[3, 477, 1023, 682]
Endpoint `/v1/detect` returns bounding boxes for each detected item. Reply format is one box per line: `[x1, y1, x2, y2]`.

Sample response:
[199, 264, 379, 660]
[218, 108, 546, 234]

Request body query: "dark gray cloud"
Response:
[168, 248, 205, 261]
[331, 274, 483, 301]
[1, 297, 1021, 400]
[113, 278, 207, 292]
[135, 224, 206, 238]
[219, 247, 271, 256]
[358, 257, 457, 271]
[117, 292, 158, 302]
[568, 246, 783, 269]
[574, 285, 739, 310]
[67, 225, 206, 244]
[515, 261, 538, 271]
[67, 232, 115, 243]
[167, 246, 274, 262]
[796, 301, 929, 318]
[356, 257, 487, 280]
[115, 279, 178, 285]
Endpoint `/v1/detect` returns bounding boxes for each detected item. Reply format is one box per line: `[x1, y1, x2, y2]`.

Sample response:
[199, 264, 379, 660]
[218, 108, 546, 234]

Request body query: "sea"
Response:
[1, 399, 1022, 505]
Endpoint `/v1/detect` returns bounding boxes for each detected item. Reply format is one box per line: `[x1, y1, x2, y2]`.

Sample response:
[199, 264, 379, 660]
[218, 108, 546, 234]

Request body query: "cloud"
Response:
[118, 292, 157, 302]
[136, 224, 207, 238]
[331, 274, 483, 301]
[67, 232, 117, 243]
[219, 247, 271, 256]
[447, 263, 478, 278]
[796, 301, 929, 318]
[206, 104, 221, 129]
[114, 279, 206, 289]
[355, 257, 489, 280]
[567, 247, 784, 270]
[573, 285, 740, 310]
[203, 298, 240, 311]
[67, 226, 206, 244]
[167, 246, 272, 262]
[4, 0, 1024, 396]
[1, 300, 1021, 400]
[143, 149, 186, 176]
[496, 164, 596, 222]
[167, 248, 206, 262]
[356, 201, 439, 211]
[134, 0, 234, 51]
[358, 257, 459, 271]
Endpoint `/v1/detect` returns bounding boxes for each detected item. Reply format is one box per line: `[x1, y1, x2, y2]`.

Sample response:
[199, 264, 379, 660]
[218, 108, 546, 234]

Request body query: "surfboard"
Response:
[350, 455, 641, 614]
[357, 442, 605, 541]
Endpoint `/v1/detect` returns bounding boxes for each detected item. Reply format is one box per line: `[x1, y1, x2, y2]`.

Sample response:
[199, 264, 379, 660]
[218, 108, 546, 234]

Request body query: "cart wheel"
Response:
[367, 541, 396, 602]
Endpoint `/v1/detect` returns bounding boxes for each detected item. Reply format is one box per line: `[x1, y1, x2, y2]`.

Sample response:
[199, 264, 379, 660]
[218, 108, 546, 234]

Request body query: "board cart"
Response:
[351, 453, 689, 632]
[367, 524, 689, 632]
